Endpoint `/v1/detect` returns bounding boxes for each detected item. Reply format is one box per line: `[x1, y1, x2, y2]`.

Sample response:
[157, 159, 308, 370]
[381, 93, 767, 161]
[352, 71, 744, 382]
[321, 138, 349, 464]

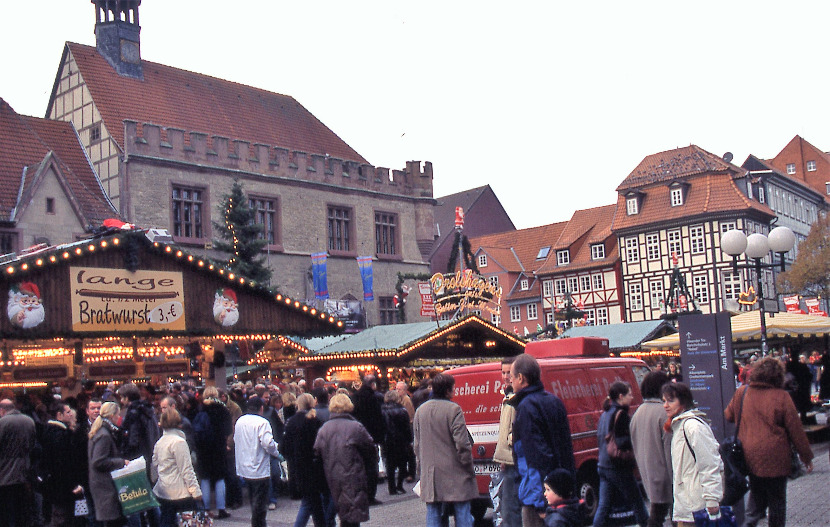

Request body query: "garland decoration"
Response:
[446, 232, 480, 274]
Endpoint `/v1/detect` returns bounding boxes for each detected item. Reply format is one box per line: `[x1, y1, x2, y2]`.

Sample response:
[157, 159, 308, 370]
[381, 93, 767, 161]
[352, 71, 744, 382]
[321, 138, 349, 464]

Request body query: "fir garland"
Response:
[446, 232, 480, 274]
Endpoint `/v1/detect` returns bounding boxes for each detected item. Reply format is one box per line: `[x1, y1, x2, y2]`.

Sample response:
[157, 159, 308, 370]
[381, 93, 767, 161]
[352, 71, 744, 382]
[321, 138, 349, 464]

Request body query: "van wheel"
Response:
[577, 467, 600, 522]
[471, 498, 490, 521]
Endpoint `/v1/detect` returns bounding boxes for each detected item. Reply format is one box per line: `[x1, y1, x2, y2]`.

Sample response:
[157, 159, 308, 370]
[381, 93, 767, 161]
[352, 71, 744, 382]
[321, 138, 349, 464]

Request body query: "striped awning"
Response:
[641, 311, 830, 350]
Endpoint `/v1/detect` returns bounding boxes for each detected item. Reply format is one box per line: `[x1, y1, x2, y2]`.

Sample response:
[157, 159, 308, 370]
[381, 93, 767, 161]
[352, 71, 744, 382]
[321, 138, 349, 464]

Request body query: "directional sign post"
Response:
[678, 311, 736, 442]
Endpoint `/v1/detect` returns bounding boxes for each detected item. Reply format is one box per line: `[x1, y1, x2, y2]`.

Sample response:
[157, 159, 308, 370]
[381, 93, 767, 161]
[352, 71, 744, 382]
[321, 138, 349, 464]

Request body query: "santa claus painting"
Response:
[213, 288, 239, 327]
[8, 282, 45, 329]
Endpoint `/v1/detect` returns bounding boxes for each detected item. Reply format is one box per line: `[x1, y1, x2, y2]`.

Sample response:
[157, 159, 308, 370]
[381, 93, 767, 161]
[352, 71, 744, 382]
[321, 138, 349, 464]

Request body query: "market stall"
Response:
[641, 311, 830, 353]
[298, 314, 525, 388]
[0, 229, 342, 389]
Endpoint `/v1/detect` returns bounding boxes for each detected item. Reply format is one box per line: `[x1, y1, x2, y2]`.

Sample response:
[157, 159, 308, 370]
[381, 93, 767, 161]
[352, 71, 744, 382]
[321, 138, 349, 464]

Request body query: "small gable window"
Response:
[89, 124, 101, 142]
[520, 279, 529, 291]
[46, 198, 55, 215]
[807, 160, 817, 172]
[591, 244, 605, 260]
[556, 250, 570, 266]
[626, 197, 639, 215]
[786, 163, 796, 175]
[670, 187, 684, 206]
[478, 254, 487, 268]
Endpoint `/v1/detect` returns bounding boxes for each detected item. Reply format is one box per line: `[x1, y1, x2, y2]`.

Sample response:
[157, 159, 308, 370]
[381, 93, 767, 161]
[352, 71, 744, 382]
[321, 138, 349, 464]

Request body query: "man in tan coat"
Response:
[414, 373, 478, 527]
[493, 357, 522, 527]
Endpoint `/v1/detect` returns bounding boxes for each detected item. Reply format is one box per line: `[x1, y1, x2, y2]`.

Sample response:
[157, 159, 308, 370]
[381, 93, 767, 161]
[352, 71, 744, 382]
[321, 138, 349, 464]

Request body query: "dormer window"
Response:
[670, 187, 684, 206]
[478, 254, 487, 268]
[520, 279, 529, 290]
[591, 244, 605, 260]
[556, 250, 570, 266]
[626, 196, 639, 215]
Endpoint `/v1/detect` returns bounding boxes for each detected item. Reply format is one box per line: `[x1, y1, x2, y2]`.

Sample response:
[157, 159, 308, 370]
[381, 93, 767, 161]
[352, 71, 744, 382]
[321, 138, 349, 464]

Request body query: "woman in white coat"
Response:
[151, 407, 202, 527]
[661, 382, 723, 527]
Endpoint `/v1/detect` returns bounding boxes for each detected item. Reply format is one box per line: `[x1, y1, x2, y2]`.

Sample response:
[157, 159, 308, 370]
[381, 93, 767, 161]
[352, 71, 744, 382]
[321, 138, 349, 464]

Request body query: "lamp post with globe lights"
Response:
[720, 226, 797, 355]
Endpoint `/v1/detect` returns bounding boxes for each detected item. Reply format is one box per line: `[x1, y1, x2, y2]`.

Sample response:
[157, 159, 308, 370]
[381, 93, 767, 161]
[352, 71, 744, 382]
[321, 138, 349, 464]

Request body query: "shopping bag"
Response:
[177, 509, 214, 527]
[692, 506, 738, 527]
[74, 496, 89, 517]
[110, 457, 159, 516]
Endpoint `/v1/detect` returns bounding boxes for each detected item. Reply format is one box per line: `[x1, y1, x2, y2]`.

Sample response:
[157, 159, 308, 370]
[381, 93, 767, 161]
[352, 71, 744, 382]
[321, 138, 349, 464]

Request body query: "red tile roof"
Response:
[471, 222, 568, 274]
[612, 145, 774, 232]
[0, 98, 117, 225]
[616, 145, 734, 191]
[536, 204, 619, 275]
[56, 43, 368, 164]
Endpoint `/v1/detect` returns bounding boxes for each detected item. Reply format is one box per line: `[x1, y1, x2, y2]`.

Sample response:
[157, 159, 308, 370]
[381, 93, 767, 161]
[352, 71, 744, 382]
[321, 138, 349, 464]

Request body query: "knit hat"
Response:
[544, 468, 575, 499]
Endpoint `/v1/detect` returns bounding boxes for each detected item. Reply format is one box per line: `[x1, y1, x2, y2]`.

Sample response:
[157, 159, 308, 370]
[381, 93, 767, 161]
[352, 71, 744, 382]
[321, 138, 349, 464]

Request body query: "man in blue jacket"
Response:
[508, 354, 575, 527]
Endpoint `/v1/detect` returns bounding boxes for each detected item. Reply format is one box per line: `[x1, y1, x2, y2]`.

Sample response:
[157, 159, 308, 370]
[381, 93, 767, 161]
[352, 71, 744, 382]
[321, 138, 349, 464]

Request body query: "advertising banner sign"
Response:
[70, 267, 185, 332]
[679, 311, 736, 442]
[419, 282, 435, 317]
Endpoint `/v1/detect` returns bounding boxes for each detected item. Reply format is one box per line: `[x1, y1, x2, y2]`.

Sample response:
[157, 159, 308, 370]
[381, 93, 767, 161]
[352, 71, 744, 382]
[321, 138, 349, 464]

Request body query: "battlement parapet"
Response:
[124, 121, 433, 198]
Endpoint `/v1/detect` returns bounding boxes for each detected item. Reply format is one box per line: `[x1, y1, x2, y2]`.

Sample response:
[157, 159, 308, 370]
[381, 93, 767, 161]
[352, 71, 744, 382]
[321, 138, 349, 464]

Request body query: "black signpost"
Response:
[678, 311, 736, 442]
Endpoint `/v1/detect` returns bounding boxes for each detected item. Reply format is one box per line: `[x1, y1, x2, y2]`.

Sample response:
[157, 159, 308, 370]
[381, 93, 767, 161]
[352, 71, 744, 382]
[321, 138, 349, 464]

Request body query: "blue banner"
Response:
[311, 252, 329, 300]
[357, 256, 374, 301]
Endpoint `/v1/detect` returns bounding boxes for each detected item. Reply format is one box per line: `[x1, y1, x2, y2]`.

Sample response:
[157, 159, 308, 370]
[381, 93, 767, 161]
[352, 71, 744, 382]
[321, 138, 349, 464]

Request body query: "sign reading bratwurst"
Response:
[70, 267, 186, 332]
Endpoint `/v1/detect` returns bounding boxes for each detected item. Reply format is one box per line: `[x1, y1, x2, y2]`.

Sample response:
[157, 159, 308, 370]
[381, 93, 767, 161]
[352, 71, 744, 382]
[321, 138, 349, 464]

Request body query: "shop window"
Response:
[172, 185, 205, 240]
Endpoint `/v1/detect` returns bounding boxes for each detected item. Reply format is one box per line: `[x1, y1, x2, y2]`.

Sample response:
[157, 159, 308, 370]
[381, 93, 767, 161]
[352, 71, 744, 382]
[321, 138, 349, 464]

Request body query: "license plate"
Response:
[474, 461, 500, 475]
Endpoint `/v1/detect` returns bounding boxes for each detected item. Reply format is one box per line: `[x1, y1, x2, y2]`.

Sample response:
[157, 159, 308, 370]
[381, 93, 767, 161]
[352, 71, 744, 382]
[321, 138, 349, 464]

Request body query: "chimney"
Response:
[92, 0, 143, 80]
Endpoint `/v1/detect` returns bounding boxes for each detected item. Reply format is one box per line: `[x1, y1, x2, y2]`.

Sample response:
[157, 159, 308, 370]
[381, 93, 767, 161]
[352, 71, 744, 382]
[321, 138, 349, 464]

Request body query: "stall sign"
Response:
[12, 365, 68, 380]
[429, 270, 502, 317]
[419, 282, 435, 317]
[144, 361, 189, 375]
[88, 363, 138, 378]
[70, 267, 186, 332]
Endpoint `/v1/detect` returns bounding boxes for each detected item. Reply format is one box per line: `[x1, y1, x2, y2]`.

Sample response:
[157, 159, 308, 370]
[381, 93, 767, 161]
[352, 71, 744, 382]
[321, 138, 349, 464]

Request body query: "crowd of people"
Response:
[0, 346, 824, 527]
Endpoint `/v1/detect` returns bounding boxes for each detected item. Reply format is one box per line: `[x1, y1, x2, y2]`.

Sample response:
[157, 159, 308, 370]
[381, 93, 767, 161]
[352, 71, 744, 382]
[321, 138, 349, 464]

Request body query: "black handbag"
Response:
[719, 387, 750, 505]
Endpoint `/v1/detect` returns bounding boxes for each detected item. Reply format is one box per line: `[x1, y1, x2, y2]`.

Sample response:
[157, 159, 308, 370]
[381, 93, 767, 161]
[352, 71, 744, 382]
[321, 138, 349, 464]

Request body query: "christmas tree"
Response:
[213, 180, 272, 285]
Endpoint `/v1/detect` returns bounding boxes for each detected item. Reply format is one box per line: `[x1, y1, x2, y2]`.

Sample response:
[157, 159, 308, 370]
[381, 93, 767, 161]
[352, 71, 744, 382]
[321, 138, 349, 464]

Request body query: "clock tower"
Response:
[92, 0, 143, 80]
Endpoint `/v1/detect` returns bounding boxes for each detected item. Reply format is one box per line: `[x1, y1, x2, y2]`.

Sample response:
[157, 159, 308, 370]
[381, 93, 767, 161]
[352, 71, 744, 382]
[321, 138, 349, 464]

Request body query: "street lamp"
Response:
[721, 226, 796, 355]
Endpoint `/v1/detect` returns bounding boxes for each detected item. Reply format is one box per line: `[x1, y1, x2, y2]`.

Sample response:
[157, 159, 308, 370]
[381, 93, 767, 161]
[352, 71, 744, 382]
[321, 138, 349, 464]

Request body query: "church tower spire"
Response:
[92, 0, 143, 79]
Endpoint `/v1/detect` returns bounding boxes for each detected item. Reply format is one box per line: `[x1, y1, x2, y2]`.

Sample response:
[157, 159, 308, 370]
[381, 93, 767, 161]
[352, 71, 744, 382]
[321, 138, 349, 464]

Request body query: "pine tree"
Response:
[777, 214, 830, 301]
[213, 180, 272, 285]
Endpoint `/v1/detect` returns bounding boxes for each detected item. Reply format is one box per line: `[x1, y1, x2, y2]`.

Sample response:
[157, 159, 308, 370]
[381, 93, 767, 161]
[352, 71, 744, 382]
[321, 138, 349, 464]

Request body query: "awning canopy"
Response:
[641, 311, 830, 350]
[559, 319, 676, 352]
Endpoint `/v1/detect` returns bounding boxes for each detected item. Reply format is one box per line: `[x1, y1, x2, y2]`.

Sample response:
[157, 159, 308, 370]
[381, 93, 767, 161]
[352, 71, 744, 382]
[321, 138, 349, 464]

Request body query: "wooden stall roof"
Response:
[0, 230, 343, 339]
[298, 315, 525, 366]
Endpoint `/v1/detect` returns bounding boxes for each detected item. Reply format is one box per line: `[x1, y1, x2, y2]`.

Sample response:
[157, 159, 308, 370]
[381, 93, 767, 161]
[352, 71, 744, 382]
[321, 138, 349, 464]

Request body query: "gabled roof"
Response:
[0, 98, 117, 225]
[429, 185, 516, 263]
[52, 43, 367, 164]
[612, 145, 774, 232]
[560, 319, 676, 352]
[536, 205, 618, 275]
[765, 135, 830, 203]
[470, 222, 567, 274]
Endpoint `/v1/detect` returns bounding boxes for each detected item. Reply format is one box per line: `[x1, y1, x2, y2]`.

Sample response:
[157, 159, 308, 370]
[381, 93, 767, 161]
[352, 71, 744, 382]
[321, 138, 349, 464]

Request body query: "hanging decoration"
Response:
[356, 256, 374, 301]
[446, 232, 480, 274]
[661, 252, 701, 320]
[311, 252, 329, 300]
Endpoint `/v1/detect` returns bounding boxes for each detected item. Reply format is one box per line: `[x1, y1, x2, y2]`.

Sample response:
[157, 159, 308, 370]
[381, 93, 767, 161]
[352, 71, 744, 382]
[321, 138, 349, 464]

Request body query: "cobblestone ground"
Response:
[219, 440, 829, 526]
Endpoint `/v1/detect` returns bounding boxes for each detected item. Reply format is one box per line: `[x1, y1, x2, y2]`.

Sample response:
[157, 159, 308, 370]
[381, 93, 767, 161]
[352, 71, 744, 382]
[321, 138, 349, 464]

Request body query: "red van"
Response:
[450, 337, 649, 520]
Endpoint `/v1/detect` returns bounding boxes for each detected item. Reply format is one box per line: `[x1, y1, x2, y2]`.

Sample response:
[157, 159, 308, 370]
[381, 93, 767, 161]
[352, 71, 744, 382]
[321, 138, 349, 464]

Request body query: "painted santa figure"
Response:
[8, 281, 45, 329]
[213, 287, 239, 327]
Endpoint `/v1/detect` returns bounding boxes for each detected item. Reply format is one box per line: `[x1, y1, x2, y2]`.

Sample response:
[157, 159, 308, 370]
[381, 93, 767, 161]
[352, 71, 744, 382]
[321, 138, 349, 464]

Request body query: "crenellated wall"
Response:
[124, 121, 433, 199]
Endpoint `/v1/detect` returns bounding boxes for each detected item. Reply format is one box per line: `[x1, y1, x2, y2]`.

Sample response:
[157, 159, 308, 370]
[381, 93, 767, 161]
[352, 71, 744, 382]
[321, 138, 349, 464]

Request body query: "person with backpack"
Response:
[661, 382, 722, 527]
[194, 386, 233, 520]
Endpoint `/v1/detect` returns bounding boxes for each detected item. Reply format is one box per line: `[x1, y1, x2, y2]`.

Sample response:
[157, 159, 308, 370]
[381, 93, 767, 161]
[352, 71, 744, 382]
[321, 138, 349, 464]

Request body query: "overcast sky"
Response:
[2, 1, 829, 229]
